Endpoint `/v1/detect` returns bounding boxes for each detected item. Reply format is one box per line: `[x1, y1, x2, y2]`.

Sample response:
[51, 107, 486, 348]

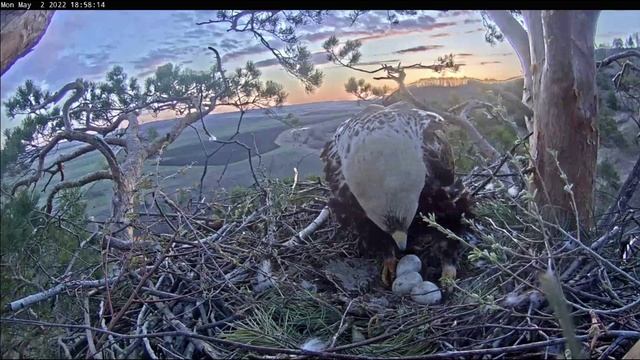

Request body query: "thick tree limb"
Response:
[145, 106, 215, 156]
[6, 274, 123, 312]
[597, 49, 640, 68]
[61, 80, 85, 131]
[43, 137, 124, 174]
[522, 11, 543, 108]
[46, 170, 112, 213]
[397, 83, 501, 160]
[64, 131, 122, 184]
[80, 113, 128, 136]
[485, 11, 531, 85]
[29, 80, 84, 130]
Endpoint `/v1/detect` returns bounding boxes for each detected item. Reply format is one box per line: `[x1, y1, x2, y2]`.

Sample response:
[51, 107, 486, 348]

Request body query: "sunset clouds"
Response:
[394, 45, 445, 54]
[1, 9, 638, 139]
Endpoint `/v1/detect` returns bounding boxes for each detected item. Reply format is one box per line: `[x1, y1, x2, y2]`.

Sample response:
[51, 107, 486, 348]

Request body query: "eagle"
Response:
[321, 101, 473, 287]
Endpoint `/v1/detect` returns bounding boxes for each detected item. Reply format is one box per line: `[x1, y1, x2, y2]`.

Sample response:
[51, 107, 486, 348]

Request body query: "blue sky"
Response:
[1, 10, 638, 140]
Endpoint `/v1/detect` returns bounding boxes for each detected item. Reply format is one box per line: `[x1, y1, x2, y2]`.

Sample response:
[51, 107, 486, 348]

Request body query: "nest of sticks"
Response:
[2, 170, 639, 359]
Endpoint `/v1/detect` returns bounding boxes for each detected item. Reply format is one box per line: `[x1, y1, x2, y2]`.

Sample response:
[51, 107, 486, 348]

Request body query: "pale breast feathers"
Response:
[322, 103, 449, 194]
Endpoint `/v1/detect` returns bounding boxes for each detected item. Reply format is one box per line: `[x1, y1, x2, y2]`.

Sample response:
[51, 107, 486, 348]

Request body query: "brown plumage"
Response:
[321, 101, 473, 288]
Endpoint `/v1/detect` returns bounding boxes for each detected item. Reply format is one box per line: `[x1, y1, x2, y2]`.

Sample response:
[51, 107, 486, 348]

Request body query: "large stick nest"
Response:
[3, 173, 639, 359]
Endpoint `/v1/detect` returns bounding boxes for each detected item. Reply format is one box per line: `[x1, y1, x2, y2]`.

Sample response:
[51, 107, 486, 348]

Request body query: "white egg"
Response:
[392, 271, 423, 295]
[411, 281, 442, 305]
[396, 254, 422, 276]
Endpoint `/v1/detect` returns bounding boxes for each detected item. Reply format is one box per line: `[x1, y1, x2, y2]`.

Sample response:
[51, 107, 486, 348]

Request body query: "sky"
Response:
[0, 10, 638, 141]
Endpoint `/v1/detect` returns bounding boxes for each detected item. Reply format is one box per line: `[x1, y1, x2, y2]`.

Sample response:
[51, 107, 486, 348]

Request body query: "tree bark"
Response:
[0, 10, 54, 75]
[111, 112, 146, 240]
[531, 10, 599, 229]
[489, 10, 600, 230]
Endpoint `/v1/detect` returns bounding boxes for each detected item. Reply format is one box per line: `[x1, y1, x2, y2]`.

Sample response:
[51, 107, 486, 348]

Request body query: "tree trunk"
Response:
[488, 10, 600, 230]
[111, 173, 139, 240]
[530, 10, 599, 229]
[110, 113, 146, 240]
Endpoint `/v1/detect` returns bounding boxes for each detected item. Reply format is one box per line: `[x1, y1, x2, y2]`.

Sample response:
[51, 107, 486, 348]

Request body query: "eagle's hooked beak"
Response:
[392, 231, 407, 251]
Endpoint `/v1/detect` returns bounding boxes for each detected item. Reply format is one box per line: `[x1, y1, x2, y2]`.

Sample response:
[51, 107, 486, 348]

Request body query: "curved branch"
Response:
[80, 113, 128, 135]
[31, 80, 80, 112]
[485, 11, 531, 81]
[145, 105, 216, 157]
[29, 80, 85, 131]
[37, 136, 126, 192]
[43, 144, 97, 173]
[61, 80, 85, 131]
[598, 153, 640, 230]
[46, 170, 112, 213]
[64, 131, 122, 185]
[396, 82, 501, 160]
[597, 49, 640, 68]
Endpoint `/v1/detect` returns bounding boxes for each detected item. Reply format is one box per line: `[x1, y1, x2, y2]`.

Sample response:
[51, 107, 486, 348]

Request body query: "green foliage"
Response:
[344, 77, 390, 101]
[324, 35, 363, 68]
[306, 174, 321, 182]
[146, 127, 159, 141]
[447, 92, 462, 108]
[480, 13, 505, 46]
[473, 199, 519, 226]
[220, 185, 261, 219]
[213, 11, 326, 93]
[595, 158, 622, 216]
[612, 38, 624, 49]
[221, 289, 341, 348]
[597, 159, 621, 192]
[598, 109, 626, 148]
[224, 62, 287, 108]
[445, 127, 475, 173]
[596, 71, 612, 91]
[0, 189, 39, 255]
[606, 91, 618, 110]
[3, 80, 50, 117]
[1, 187, 96, 358]
[1, 107, 61, 175]
[176, 188, 190, 207]
[282, 113, 301, 127]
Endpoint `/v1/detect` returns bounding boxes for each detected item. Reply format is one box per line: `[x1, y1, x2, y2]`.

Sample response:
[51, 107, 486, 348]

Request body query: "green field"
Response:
[40, 101, 361, 218]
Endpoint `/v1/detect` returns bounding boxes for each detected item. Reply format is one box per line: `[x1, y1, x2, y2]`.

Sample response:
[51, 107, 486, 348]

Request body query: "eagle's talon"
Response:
[381, 257, 398, 287]
[440, 263, 457, 292]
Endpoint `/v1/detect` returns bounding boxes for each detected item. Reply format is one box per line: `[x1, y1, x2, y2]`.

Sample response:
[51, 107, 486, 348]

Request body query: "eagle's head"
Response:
[343, 134, 427, 252]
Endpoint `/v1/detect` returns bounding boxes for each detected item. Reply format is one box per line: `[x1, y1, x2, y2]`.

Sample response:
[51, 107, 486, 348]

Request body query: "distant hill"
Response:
[595, 46, 640, 61]
[410, 76, 523, 88]
[384, 76, 524, 106]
